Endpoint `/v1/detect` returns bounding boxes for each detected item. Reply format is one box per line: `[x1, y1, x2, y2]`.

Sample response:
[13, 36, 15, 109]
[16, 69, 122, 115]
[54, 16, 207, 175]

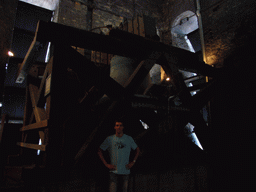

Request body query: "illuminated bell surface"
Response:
[110, 55, 135, 87]
[110, 55, 159, 91]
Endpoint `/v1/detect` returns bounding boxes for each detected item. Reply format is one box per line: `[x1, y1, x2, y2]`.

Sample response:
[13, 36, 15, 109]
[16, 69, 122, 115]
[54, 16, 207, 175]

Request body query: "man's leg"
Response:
[122, 175, 129, 192]
[109, 172, 117, 192]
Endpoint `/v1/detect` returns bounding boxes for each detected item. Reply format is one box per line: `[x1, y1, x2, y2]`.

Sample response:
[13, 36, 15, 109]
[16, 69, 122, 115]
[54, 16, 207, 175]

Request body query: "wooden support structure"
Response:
[0, 114, 8, 144]
[17, 142, 46, 151]
[24, 20, 220, 77]
[18, 56, 52, 164]
[14, 17, 218, 170]
[20, 120, 48, 131]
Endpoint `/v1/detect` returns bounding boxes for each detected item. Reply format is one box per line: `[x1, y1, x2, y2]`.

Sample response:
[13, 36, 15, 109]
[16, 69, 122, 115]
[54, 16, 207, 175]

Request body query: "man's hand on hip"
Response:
[106, 164, 116, 170]
[125, 162, 135, 170]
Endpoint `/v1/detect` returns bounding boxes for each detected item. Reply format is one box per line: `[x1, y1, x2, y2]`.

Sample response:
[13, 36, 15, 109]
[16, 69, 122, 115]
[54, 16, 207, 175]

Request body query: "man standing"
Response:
[98, 120, 140, 192]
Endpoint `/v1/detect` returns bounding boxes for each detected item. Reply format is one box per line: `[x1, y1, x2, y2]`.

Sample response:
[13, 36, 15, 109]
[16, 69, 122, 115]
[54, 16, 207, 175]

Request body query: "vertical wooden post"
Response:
[133, 16, 139, 35]
[123, 19, 128, 32]
[0, 114, 7, 144]
[138, 16, 145, 37]
[46, 43, 70, 168]
[128, 18, 134, 34]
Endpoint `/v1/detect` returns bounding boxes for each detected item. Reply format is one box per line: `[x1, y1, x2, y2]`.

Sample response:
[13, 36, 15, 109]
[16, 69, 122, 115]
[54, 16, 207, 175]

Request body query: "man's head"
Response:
[114, 120, 124, 135]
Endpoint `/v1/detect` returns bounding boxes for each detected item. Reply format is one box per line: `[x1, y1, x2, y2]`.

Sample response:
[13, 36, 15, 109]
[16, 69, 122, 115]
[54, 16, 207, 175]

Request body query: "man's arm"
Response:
[133, 147, 140, 162]
[126, 147, 140, 169]
[97, 148, 116, 170]
[97, 148, 108, 166]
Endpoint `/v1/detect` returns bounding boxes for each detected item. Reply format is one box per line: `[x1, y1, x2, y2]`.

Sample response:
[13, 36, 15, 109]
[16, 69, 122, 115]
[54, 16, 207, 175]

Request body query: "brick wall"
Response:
[158, 0, 196, 45]
[201, 0, 256, 66]
[57, 0, 88, 30]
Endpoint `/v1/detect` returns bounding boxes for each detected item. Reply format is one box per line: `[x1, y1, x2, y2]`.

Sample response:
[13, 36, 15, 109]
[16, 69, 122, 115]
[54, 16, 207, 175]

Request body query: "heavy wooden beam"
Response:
[29, 84, 47, 122]
[190, 80, 217, 110]
[17, 142, 46, 151]
[0, 114, 7, 143]
[109, 29, 220, 77]
[16, 20, 220, 85]
[34, 21, 220, 77]
[20, 120, 48, 131]
[60, 44, 125, 100]
[36, 58, 53, 108]
[36, 21, 146, 60]
[124, 51, 163, 94]
[16, 23, 47, 84]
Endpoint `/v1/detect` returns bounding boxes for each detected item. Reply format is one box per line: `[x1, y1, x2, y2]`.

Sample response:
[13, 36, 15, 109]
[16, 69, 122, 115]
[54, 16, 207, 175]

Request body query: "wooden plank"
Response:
[0, 114, 7, 143]
[108, 54, 113, 65]
[15, 39, 40, 83]
[39, 131, 45, 145]
[20, 119, 48, 131]
[124, 51, 163, 92]
[44, 58, 52, 120]
[45, 96, 51, 120]
[91, 50, 96, 62]
[133, 16, 139, 35]
[138, 16, 145, 37]
[36, 57, 52, 107]
[16, 21, 47, 84]
[29, 84, 47, 122]
[101, 52, 108, 65]
[34, 107, 47, 123]
[17, 142, 46, 151]
[128, 19, 134, 34]
[29, 112, 35, 125]
[95, 51, 101, 63]
[123, 20, 128, 32]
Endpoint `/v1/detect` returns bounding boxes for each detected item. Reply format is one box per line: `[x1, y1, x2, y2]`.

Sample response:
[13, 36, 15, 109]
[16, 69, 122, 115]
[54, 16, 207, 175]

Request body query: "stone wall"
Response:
[56, 0, 88, 30]
[158, 0, 196, 45]
[201, 0, 256, 66]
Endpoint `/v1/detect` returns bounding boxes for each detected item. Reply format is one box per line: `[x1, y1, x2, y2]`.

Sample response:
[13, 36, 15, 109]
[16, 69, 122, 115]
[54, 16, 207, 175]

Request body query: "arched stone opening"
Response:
[171, 10, 198, 53]
[171, 11, 205, 150]
[171, 11, 200, 79]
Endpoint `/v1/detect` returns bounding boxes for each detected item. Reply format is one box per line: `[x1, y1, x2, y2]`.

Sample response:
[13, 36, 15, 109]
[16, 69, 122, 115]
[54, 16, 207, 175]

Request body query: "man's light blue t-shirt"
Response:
[100, 134, 138, 175]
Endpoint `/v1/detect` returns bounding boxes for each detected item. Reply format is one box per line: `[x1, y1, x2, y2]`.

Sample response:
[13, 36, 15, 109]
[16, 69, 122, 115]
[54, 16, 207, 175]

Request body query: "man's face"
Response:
[114, 122, 124, 134]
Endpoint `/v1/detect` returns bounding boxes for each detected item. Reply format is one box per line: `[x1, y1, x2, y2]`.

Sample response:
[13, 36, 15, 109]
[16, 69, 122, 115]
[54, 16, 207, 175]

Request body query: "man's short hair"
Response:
[114, 119, 125, 127]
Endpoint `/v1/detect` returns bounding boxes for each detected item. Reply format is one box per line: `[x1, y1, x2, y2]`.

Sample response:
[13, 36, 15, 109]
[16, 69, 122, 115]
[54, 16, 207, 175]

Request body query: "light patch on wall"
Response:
[37, 138, 42, 155]
[140, 120, 149, 129]
[8, 51, 14, 57]
[19, 0, 59, 11]
[185, 35, 195, 53]
[186, 123, 203, 150]
[45, 42, 51, 63]
[191, 91, 198, 96]
[171, 11, 198, 53]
